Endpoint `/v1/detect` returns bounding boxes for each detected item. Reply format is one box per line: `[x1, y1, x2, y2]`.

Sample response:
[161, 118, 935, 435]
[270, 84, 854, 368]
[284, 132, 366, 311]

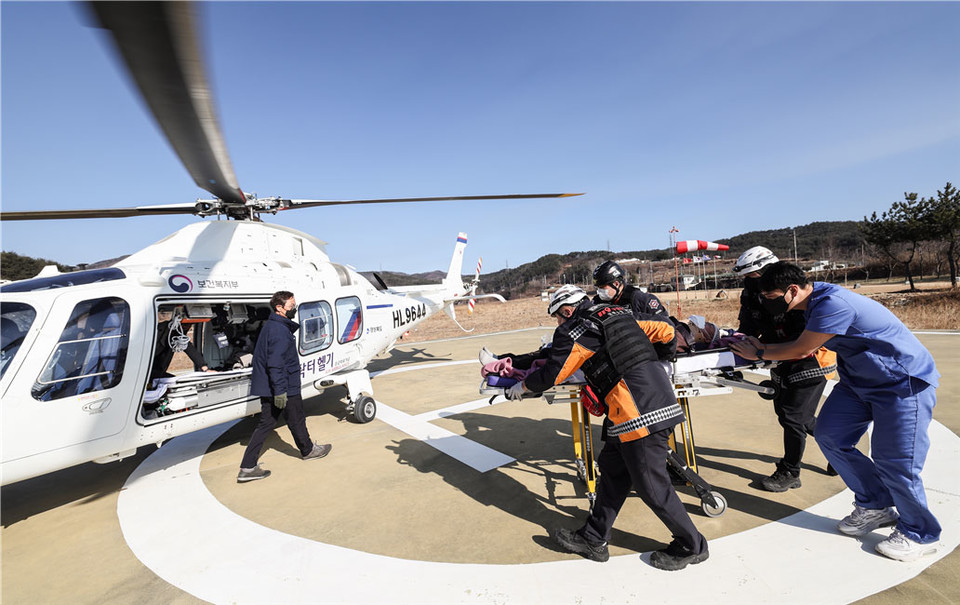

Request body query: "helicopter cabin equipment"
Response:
[0, 1, 582, 485]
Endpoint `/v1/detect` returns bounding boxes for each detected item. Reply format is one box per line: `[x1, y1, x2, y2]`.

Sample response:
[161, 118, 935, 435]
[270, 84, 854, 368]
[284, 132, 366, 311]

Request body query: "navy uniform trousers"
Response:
[770, 358, 828, 476]
[580, 427, 707, 555]
[240, 394, 313, 468]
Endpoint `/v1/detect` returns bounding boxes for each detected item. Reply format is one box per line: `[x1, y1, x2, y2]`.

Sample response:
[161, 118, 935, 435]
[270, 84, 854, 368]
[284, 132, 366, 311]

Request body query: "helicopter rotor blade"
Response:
[90, 1, 244, 204]
[282, 192, 584, 210]
[0, 204, 201, 221]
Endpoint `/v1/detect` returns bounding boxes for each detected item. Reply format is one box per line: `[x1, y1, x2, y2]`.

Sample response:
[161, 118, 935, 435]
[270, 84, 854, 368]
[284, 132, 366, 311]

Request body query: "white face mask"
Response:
[597, 286, 614, 302]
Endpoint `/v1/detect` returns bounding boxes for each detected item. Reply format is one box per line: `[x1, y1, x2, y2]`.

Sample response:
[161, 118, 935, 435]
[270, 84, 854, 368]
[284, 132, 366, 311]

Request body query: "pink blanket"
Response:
[481, 358, 546, 380]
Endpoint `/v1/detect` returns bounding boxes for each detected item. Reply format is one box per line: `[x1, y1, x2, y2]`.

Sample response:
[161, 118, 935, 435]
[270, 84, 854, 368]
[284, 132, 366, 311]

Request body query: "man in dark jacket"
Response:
[733, 247, 836, 492]
[506, 285, 708, 571]
[238, 291, 331, 483]
[593, 260, 669, 318]
[592, 260, 676, 360]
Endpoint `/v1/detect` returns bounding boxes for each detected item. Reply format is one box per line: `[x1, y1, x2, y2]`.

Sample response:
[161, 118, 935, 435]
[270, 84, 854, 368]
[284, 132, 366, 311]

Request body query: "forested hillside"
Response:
[0, 252, 72, 282]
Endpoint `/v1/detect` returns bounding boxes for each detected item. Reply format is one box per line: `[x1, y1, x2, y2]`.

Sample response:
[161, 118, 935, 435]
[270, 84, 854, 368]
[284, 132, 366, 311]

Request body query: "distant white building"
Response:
[808, 260, 847, 272]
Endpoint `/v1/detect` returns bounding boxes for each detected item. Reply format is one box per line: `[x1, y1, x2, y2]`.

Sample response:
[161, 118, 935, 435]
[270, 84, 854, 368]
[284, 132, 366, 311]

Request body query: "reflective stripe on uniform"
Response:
[773, 364, 837, 386]
[607, 402, 684, 439]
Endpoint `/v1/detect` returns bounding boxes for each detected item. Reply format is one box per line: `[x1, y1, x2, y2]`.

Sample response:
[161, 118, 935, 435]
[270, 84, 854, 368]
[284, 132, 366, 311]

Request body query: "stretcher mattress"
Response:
[480, 348, 771, 399]
[143, 368, 254, 414]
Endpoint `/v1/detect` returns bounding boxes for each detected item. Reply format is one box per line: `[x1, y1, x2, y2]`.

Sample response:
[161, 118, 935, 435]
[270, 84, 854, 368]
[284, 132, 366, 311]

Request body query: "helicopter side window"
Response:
[32, 297, 130, 401]
[335, 297, 363, 344]
[1, 302, 37, 381]
[300, 301, 334, 354]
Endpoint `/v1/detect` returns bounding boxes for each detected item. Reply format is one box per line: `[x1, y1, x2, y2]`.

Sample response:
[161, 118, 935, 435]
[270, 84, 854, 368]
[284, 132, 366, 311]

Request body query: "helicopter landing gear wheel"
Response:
[352, 395, 376, 424]
[701, 490, 727, 518]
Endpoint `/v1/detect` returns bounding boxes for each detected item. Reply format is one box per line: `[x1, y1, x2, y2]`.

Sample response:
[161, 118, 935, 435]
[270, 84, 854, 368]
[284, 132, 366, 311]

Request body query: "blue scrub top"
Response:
[804, 282, 939, 393]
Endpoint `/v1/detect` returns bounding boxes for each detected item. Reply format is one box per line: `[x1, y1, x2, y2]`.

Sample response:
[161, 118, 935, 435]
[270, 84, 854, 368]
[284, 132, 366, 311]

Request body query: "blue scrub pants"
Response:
[814, 379, 941, 544]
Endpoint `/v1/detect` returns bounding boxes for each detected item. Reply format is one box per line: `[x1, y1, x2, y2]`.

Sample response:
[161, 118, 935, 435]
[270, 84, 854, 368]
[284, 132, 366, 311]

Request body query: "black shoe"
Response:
[303, 442, 332, 460]
[554, 528, 609, 562]
[826, 463, 839, 476]
[649, 543, 709, 571]
[237, 464, 271, 483]
[761, 468, 801, 492]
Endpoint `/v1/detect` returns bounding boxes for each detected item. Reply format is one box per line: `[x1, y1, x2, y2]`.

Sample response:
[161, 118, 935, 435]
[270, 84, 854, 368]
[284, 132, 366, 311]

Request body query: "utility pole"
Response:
[669, 226, 682, 318]
[793, 228, 798, 262]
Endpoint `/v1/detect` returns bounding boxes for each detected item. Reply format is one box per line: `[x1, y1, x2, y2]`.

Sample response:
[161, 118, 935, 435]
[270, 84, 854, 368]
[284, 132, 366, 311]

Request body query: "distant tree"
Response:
[861, 193, 930, 291]
[927, 182, 960, 288]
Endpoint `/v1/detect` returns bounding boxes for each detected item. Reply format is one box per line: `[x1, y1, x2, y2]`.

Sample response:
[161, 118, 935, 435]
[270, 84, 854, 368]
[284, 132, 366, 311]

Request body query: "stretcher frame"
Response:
[482, 348, 777, 517]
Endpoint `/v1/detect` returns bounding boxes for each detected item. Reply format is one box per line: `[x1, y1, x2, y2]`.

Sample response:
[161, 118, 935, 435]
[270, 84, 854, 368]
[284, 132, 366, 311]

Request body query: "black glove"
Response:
[273, 393, 287, 409]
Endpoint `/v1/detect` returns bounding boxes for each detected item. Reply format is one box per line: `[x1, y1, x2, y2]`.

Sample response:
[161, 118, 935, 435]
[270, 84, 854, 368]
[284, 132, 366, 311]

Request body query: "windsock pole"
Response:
[669, 227, 682, 318]
[672, 238, 729, 317]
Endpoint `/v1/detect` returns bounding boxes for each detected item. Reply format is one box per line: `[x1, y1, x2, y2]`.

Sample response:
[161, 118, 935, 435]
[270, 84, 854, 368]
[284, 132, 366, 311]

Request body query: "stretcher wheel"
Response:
[758, 380, 778, 401]
[352, 395, 377, 424]
[701, 491, 727, 518]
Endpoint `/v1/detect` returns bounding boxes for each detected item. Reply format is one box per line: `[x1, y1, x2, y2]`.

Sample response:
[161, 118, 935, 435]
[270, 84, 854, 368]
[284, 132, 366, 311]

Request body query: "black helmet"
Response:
[593, 261, 625, 287]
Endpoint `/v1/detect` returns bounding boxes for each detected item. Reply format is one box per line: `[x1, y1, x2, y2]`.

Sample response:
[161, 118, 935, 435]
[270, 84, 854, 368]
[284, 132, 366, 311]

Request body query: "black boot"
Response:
[650, 540, 709, 571]
[554, 528, 609, 562]
[761, 467, 801, 492]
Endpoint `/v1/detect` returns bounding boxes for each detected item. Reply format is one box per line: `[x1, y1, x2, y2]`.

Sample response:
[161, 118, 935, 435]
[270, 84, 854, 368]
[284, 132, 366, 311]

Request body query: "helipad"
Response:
[3, 330, 958, 604]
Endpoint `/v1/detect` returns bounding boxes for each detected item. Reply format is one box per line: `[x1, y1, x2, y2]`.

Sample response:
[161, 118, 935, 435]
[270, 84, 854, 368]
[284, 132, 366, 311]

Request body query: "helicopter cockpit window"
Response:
[1, 302, 36, 381]
[1, 268, 126, 293]
[299, 301, 334, 354]
[335, 297, 363, 344]
[32, 297, 130, 401]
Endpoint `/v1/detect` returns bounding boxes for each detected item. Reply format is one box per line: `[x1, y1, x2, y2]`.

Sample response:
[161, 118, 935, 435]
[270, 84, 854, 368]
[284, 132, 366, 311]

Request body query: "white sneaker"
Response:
[875, 529, 938, 562]
[837, 503, 899, 536]
[479, 347, 499, 365]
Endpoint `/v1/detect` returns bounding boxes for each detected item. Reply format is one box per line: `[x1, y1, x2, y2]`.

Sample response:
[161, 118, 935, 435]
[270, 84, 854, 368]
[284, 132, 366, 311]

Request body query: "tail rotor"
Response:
[468, 257, 482, 315]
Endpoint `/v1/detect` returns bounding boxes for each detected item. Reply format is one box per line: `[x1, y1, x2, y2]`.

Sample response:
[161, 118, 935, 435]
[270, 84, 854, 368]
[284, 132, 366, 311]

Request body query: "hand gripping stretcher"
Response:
[481, 349, 777, 517]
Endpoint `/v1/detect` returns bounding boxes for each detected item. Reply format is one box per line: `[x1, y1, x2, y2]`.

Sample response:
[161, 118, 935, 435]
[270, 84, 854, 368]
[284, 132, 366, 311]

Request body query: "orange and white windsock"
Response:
[468, 257, 482, 314]
[675, 240, 730, 254]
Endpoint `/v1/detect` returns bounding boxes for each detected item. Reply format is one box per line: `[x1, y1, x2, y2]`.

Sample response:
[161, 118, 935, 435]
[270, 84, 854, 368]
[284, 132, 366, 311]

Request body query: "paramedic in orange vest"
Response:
[505, 285, 708, 571]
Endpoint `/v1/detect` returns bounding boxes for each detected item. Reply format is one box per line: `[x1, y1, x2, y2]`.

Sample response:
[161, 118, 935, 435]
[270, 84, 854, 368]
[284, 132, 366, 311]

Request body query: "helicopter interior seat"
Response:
[200, 319, 229, 371]
[0, 317, 26, 373]
[74, 307, 125, 395]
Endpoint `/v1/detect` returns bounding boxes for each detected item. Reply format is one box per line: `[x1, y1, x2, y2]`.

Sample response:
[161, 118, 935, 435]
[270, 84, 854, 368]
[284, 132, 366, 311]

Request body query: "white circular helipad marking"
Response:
[118, 411, 960, 604]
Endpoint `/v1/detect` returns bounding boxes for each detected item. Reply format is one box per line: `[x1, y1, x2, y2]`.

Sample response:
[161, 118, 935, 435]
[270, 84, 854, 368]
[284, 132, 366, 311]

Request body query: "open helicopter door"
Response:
[1, 287, 147, 483]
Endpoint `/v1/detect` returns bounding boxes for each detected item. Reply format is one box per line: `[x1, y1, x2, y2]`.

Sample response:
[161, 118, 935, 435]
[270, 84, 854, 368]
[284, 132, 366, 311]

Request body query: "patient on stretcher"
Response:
[674, 315, 746, 354]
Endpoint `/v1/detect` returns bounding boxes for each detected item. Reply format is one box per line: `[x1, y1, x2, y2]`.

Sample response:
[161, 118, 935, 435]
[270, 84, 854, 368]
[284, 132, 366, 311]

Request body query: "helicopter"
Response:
[0, 2, 580, 486]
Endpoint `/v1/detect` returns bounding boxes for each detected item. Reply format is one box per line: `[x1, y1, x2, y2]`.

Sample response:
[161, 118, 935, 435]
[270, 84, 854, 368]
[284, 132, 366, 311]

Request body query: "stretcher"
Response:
[143, 368, 254, 419]
[480, 349, 777, 517]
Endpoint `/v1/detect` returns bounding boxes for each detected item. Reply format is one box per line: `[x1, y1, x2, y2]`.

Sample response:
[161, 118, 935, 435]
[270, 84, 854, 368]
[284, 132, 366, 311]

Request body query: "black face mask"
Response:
[285, 308, 297, 320]
[761, 294, 789, 316]
[744, 276, 761, 292]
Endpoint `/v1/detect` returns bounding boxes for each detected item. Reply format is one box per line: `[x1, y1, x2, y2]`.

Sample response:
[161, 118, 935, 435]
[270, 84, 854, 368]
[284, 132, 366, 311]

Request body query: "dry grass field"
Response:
[403, 281, 960, 343]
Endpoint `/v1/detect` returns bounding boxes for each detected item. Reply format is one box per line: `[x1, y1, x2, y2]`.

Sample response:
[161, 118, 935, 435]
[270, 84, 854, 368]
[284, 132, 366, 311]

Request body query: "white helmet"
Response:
[733, 246, 779, 276]
[548, 285, 587, 315]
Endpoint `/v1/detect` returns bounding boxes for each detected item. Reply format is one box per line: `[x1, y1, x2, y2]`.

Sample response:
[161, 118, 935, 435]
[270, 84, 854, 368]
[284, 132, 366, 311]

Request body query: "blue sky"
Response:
[2, 1, 958, 274]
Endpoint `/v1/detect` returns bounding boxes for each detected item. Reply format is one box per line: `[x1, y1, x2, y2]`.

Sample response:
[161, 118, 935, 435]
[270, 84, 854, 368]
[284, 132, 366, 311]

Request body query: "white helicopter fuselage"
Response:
[0, 220, 476, 485]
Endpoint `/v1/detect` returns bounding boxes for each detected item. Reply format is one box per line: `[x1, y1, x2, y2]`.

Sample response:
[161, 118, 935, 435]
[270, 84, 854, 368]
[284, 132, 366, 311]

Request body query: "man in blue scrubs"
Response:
[730, 262, 941, 562]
